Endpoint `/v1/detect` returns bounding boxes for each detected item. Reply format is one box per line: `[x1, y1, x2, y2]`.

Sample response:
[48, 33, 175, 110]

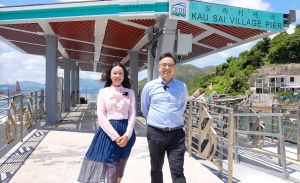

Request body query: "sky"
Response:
[0, 0, 299, 84]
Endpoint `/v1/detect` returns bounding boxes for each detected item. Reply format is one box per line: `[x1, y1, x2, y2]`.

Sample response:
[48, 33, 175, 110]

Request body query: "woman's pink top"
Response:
[97, 86, 136, 141]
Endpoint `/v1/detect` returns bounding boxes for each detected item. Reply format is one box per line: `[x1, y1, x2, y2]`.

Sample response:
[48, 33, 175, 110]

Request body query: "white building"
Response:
[251, 75, 300, 94]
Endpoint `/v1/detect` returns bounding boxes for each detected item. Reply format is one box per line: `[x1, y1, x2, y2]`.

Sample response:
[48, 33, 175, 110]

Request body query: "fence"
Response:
[185, 100, 234, 182]
[233, 112, 287, 179]
[0, 90, 45, 158]
[184, 100, 298, 182]
[271, 104, 300, 161]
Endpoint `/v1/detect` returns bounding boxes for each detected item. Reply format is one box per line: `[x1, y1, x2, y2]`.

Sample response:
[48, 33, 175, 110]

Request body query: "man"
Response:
[141, 53, 188, 183]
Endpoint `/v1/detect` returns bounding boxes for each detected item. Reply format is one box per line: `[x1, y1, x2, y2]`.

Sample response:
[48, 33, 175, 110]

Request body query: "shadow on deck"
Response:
[0, 103, 222, 183]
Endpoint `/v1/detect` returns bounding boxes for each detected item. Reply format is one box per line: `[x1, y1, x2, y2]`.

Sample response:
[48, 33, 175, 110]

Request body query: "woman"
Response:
[78, 62, 136, 183]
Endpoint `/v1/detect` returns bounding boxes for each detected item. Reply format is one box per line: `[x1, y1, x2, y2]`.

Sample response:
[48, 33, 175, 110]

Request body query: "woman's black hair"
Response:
[101, 62, 131, 89]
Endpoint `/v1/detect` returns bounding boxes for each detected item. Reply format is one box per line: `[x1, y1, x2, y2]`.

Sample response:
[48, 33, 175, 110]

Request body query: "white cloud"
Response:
[269, 32, 279, 39]
[286, 24, 296, 35]
[231, 41, 257, 53]
[80, 71, 102, 80]
[228, 0, 270, 10]
[0, 40, 105, 84]
[0, 40, 16, 52]
[187, 40, 258, 68]
[0, 4, 4, 7]
[0, 49, 46, 84]
[138, 70, 147, 81]
[217, 50, 229, 58]
[203, 0, 271, 11]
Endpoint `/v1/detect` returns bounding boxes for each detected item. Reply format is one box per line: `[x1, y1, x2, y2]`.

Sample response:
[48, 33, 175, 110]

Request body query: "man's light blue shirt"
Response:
[141, 77, 188, 128]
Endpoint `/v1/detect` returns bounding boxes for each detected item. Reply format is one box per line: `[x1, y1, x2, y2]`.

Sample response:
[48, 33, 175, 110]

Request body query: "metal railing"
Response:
[80, 93, 98, 103]
[184, 100, 298, 182]
[185, 100, 234, 183]
[233, 112, 287, 179]
[272, 104, 300, 161]
[0, 90, 45, 158]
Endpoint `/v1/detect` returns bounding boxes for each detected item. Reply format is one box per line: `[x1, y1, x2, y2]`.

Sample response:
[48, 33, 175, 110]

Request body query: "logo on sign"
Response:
[169, 0, 188, 20]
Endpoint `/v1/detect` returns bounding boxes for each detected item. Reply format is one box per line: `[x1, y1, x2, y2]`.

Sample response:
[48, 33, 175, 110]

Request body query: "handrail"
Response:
[232, 112, 287, 179]
[184, 100, 297, 181]
[185, 100, 233, 183]
[0, 90, 45, 158]
[272, 104, 300, 161]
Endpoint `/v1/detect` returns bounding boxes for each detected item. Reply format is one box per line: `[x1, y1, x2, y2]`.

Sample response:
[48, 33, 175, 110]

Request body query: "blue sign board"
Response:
[169, 0, 284, 31]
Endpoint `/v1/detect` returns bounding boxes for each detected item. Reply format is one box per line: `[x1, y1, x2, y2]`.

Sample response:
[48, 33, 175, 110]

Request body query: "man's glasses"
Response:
[159, 63, 175, 68]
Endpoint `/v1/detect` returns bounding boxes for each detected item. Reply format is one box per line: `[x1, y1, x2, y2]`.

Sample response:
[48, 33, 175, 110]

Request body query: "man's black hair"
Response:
[159, 53, 177, 64]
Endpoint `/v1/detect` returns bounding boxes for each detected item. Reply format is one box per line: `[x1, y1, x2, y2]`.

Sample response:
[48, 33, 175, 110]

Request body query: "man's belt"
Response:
[148, 124, 184, 132]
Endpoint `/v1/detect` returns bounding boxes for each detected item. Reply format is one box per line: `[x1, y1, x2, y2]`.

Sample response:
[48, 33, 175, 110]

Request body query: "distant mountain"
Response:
[80, 78, 103, 94]
[138, 64, 216, 95]
[20, 81, 45, 93]
[0, 78, 103, 96]
[176, 64, 216, 81]
[0, 81, 45, 95]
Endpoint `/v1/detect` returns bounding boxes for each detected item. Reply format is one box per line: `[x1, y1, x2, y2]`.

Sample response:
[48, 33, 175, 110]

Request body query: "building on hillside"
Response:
[250, 75, 300, 94]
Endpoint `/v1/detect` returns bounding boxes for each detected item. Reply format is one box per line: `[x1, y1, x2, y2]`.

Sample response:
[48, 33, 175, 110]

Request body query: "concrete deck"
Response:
[1, 103, 223, 183]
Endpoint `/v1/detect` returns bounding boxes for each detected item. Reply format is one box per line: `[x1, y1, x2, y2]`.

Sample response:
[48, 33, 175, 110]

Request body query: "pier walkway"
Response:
[1, 102, 299, 182]
[0, 103, 223, 183]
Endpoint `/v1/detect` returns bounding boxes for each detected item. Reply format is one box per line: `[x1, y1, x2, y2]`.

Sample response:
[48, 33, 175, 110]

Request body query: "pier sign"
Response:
[169, 0, 284, 31]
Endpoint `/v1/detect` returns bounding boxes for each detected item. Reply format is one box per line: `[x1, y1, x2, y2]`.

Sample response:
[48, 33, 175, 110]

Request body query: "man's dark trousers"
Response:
[147, 126, 186, 183]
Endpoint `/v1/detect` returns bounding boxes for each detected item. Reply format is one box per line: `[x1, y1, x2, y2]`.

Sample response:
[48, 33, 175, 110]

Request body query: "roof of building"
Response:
[0, 0, 287, 73]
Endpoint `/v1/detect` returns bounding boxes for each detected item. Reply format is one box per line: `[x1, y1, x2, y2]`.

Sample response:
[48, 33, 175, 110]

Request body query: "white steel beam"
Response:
[39, 21, 69, 58]
[94, 18, 107, 63]
[180, 30, 279, 65]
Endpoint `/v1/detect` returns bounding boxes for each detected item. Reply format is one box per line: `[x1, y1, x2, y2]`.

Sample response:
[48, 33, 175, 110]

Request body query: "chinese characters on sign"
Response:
[169, 0, 284, 31]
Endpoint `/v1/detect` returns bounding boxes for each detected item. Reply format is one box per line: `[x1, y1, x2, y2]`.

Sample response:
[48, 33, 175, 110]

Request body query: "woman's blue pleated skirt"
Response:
[78, 119, 136, 183]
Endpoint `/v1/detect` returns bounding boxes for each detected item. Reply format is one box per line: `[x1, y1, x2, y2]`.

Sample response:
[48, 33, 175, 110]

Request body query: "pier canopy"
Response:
[0, 0, 295, 73]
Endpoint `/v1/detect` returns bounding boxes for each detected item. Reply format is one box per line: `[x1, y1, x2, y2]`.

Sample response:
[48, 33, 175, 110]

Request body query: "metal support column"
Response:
[147, 27, 155, 82]
[45, 34, 58, 125]
[129, 51, 139, 102]
[152, 15, 178, 79]
[71, 61, 76, 107]
[64, 58, 71, 112]
[76, 63, 80, 104]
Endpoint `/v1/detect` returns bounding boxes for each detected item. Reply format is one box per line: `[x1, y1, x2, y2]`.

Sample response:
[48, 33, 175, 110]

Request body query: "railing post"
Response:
[233, 105, 239, 163]
[197, 103, 202, 155]
[228, 109, 234, 183]
[297, 110, 300, 161]
[12, 97, 17, 140]
[20, 95, 24, 142]
[35, 91, 38, 116]
[40, 90, 45, 118]
[278, 115, 287, 179]
[188, 100, 193, 157]
[30, 92, 36, 124]
[271, 104, 279, 142]
[217, 115, 223, 179]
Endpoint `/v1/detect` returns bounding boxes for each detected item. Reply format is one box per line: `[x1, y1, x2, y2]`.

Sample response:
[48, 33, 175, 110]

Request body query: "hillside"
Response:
[138, 64, 216, 95]
[251, 63, 300, 77]
[190, 24, 300, 96]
